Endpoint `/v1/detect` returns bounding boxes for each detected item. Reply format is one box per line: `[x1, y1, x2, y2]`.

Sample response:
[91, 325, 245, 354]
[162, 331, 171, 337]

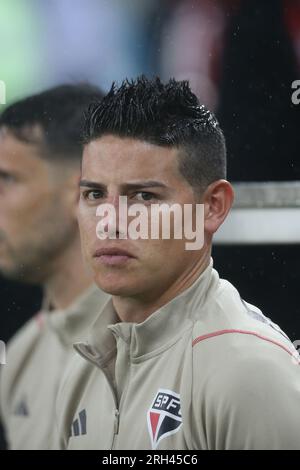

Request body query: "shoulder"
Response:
[192, 323, 299, 391]
[192, 274, 296, 364]
[190, 283, 300, 449]
[191, 274, 300, 414]
[5, 312, 45, 363]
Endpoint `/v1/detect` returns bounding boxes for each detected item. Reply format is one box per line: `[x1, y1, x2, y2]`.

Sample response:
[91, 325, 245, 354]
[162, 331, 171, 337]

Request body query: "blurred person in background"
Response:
[0, 84, 109, 449]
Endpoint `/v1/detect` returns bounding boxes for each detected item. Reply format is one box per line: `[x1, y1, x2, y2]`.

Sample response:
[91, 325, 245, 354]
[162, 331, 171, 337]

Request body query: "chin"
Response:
[94, 272, 141, 297]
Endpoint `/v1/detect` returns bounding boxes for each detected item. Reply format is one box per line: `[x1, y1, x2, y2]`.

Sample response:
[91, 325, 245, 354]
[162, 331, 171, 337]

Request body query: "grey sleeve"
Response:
[193, 336, 300, 450]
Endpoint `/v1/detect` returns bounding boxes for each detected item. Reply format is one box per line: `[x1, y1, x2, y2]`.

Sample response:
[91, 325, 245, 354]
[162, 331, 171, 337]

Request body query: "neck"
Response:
[44, 235, 93, 310]
[112, 248, 211, 324]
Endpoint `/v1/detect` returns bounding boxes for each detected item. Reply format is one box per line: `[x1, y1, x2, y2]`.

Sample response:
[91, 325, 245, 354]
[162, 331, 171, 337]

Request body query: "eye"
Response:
[82, 190, 104, 201]
[135, 191, 156, 202]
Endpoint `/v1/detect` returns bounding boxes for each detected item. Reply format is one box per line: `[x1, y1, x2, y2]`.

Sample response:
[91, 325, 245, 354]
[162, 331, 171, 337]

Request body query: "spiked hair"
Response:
[83, 77, 226, 191]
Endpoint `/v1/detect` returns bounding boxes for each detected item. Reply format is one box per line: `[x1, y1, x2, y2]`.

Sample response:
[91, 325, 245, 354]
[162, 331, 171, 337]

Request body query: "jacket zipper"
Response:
[99, 368, 120, 449]
[111, 409, 120, 449]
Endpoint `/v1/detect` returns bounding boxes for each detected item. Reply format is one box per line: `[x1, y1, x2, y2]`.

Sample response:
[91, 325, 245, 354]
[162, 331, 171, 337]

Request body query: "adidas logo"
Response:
[14, 399, 29, 416]
[70, 409, 87, 437]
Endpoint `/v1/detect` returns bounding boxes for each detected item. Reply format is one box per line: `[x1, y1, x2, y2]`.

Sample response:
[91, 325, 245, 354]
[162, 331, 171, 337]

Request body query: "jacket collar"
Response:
[75, 257, 219, 364]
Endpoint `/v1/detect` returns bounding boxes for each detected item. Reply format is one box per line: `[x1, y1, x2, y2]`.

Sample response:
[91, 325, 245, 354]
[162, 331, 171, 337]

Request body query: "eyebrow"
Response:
[79, 180, 168, 190]
[79, 180, 104, 189]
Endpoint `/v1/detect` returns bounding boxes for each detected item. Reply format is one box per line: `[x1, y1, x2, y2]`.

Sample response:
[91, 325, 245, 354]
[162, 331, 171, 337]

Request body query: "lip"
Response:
[93, 247, 135, 258]
[93, 247, 136, 266]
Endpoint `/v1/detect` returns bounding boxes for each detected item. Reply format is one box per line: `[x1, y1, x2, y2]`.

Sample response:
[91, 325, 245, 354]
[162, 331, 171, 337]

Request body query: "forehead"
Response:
[82, 135, 182, 184]
[0, 128, 47, 176]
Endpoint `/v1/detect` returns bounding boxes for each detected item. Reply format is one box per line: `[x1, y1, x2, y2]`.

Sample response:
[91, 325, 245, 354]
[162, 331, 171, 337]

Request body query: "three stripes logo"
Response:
[147, 389, 182, 449]
[70, 409, 87, 437]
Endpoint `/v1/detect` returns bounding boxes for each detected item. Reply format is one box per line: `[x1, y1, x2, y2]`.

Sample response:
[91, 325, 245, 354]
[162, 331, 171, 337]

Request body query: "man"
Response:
[56, 77, 300, 450]
[0, 85, 109, 449]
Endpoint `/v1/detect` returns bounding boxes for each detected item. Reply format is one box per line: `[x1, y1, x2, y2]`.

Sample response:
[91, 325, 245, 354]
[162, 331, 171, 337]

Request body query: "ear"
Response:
[203, 179, 234, 235]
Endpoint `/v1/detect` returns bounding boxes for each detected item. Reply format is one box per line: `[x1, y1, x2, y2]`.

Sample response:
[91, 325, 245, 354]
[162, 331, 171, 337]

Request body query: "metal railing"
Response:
[214, 181, 300, 244]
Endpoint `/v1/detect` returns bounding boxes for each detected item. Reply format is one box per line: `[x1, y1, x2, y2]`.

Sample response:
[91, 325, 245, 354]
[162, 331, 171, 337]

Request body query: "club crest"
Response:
[147, 388, 182, 449]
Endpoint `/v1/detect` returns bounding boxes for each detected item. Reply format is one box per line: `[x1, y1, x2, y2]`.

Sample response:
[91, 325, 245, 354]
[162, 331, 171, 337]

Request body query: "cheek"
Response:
[4, 181, 53, 216]
[0, 192, 38, 236]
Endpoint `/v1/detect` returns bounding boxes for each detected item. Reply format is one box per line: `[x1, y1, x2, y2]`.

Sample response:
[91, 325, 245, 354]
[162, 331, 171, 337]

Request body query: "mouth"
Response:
[93, 247, 136, 266]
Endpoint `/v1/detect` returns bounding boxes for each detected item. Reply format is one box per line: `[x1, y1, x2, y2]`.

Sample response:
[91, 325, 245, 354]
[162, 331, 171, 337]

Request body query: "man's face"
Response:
[0, 128, 77, 282]
[79, 135, 204, 301]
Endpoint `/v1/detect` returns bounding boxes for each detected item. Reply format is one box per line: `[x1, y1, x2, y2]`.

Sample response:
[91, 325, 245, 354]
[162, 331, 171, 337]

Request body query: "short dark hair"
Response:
[83, 76, 226, 191]
[0, 84, 104, 162]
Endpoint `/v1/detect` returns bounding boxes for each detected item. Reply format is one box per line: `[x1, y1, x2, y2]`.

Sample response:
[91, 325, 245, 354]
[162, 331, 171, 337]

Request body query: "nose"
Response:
[96, 194, 128, 240]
